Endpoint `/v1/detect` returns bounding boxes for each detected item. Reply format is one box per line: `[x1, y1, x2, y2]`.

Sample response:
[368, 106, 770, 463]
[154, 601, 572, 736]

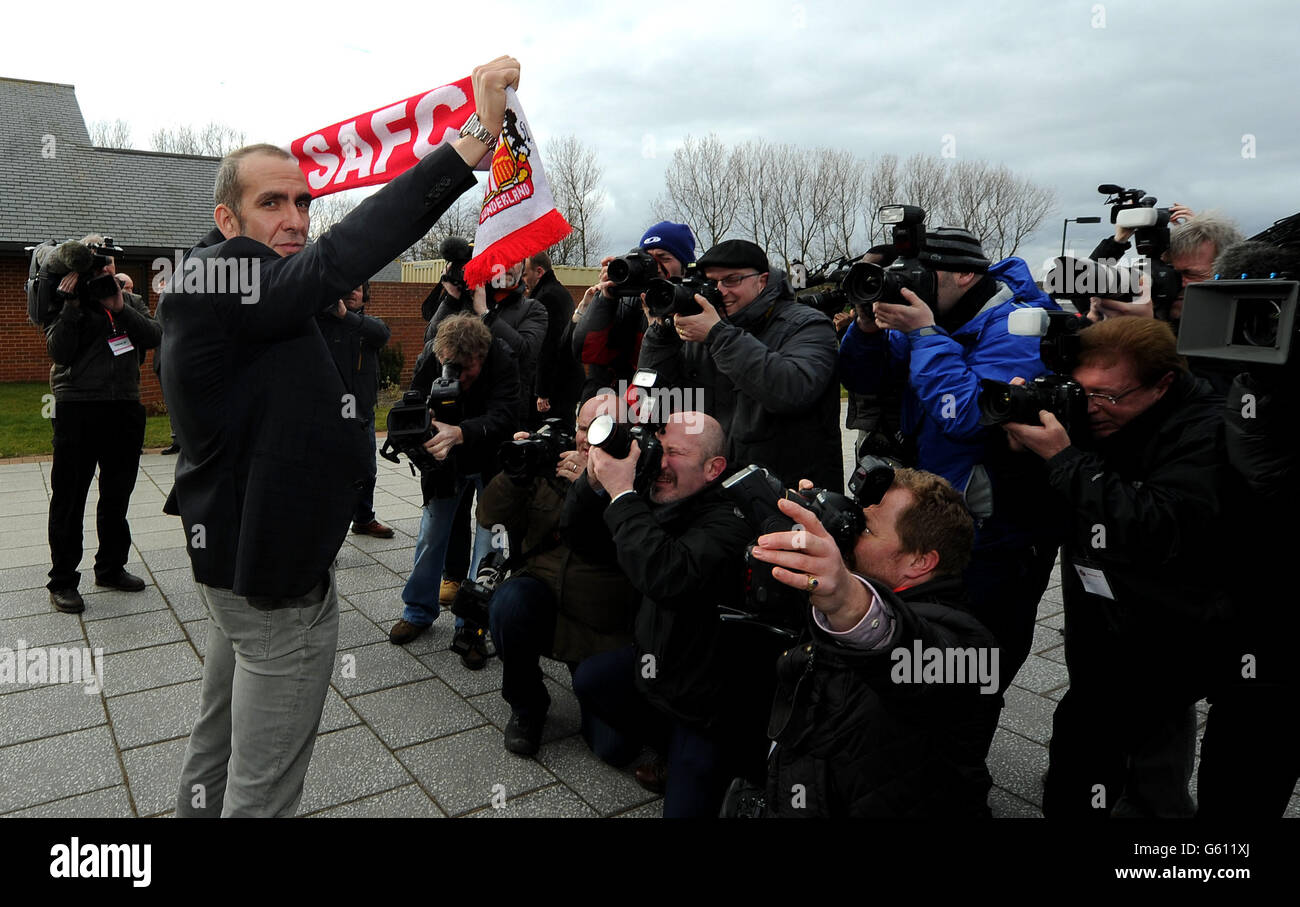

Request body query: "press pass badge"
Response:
[108, 334, 135, 356]
[1073, 564, 1115, 600]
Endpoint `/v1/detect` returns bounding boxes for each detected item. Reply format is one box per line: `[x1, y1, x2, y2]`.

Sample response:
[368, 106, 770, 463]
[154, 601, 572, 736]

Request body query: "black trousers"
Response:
[1198, 681, 1300, 818]
[47, 400, 146, 591]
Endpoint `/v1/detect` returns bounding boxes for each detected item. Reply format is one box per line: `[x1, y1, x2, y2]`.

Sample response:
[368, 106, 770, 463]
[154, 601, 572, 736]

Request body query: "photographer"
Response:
[1195, 240, 1300, 818]
[1001, 317, 1231, 817]
[838, 227, 1058, 697]
[570, 411, 755, 817]
[389, 314, 521, 667]
[41, 235, 161, 613]
[481, 393, 639, 757]
[318, 282, 394, 538]
[573, 221, 694, 399]
[163, 55, 518, 817]
[741, 467, 999, 817]
[521, 250, 583, 427]
[420, 235, 473, 327]
[639, 239, 844, 491]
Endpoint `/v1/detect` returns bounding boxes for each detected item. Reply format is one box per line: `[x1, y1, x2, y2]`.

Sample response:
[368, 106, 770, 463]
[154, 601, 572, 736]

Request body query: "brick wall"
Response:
[0, 256, 589, 405]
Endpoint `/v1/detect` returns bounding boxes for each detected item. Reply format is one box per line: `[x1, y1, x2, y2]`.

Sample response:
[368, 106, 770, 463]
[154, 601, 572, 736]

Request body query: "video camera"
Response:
[379, 362, 462, 493]
[499, 418, 576, 482]
[1176, 218, 1300, 371]
[26, 237, 126, 325]
[585, 369, 665, 496]
[1096, 183, 1181, 314]
[721, 454, 898, 631]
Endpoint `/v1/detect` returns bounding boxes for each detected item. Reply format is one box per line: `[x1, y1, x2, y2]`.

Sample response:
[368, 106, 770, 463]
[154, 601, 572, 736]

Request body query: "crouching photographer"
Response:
[724, 465, 999, 818]
[999, 317, 1231, 817]
[473, 393, 640, 757]
[388, 314, 520, 666]
[570, 411, 758, 817]
[31, 235, 161, 613]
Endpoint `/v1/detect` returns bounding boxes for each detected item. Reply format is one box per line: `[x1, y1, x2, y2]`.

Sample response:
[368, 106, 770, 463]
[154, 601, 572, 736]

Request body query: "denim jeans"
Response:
[176, 569, 338, 817]
[401, 474, 493, 628]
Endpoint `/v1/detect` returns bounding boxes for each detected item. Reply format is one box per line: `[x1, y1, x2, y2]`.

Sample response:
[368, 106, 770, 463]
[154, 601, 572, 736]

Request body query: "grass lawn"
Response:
[0, 383, 173, 458]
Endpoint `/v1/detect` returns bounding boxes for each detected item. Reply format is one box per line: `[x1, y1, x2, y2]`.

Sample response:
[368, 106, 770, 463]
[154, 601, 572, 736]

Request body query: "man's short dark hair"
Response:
[215, 144, 296, 217]
[528, 251, 553, 272]
[890, 468, 973, 576]
[433, 313, 492, 364]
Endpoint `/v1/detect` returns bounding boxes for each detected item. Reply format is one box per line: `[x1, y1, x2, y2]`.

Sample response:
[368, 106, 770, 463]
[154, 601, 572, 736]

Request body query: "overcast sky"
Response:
[7, 0, 1297, 274]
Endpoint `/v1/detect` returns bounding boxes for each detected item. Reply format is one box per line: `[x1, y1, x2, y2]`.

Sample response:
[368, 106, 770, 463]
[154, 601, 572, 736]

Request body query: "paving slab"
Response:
[0, 726, 123, 814]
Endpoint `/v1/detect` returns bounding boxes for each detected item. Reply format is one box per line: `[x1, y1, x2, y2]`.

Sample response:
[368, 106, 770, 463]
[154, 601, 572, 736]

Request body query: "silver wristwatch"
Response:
[459, 113, 497, 147]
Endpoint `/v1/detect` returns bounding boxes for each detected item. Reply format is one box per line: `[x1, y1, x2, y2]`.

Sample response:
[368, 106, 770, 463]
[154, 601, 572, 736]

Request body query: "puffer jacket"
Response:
[764, 576, 999, 817]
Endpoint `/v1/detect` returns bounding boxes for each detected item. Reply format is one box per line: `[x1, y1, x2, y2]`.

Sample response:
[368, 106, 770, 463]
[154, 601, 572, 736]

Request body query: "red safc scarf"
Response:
[289, 77, 477, 195]
[289, 81, 570, 288]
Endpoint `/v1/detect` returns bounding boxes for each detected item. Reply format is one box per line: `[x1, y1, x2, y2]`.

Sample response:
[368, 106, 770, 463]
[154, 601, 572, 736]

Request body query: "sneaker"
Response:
[438, 579, 461, 605]
[504, 711, 545, 756]
[450, 625, 490, 670]
[49, 588, 85, 614]
[388, 619, 429, 645]
[94, 570, 146, 592]
[160, 443, 181, 455]
[351, 519, 395, 539]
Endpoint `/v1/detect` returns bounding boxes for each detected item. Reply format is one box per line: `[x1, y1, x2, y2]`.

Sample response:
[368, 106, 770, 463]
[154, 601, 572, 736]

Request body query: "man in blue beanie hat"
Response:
[571, 222, 696, 398]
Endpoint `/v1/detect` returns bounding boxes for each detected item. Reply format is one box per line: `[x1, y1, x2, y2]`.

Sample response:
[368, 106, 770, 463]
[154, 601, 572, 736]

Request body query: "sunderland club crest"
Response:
[480, 109, 535, 223]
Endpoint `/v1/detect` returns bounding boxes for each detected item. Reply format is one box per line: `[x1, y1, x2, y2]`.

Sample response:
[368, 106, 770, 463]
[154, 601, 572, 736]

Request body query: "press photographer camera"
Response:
[420, 235, 474, 322]
[976, 307, 1090, 438]
[27, 237, 127, 325]
[642, 266, 724, 320]
[1083, 183, 1183, 317]
[380, 361, 462, 490]
[499, 417, 576, 481]
[449, 550, 509, 629]
[583, 369, 666, 496]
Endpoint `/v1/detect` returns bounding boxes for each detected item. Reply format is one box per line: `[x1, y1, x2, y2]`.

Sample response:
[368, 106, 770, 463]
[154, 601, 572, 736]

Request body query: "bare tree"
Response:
[546, 135, 606, 266]
[90, 119, 133, 149]
[733, 140, 793, 264]
[865, 154, 901, 247]
[403, 192, 482, 261]
[652, 133, 739, 249]
[151, 122, 247, 156]
[814, 148, 866, 263]
[307, 191, 363, 241]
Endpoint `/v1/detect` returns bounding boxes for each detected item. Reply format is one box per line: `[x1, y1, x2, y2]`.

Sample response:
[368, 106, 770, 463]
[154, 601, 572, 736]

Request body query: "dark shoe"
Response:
[388, 619, 429, 645]
[635, 758, 668, 795]
[50, 588, 85, 614]
[351, 519, 395, 539]
[450, 625, 490, 671]
[94, 570, 146, 592]
[504, 711, 545, 756]
[161, 443, 181, 455]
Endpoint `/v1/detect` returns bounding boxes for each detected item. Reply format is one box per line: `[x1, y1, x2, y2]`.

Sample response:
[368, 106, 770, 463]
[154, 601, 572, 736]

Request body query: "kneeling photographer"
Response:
[32, 235, 161, 613]
[474, 393, 640, 757]
[570, 411, 756, 818]
[996, 317, 1231, 817]
[729, 464, 998, 818]
[387, 314, 521, 666]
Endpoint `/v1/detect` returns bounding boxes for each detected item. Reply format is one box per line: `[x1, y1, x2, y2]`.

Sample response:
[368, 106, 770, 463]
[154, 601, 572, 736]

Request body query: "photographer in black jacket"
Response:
[1002, 316, 1230, 817]
[521, 250, 582, 427]
[571, 411, 754, 817]
[318, 281, 394, 538]
[41, 235, 161, 613]
[743, 467, 998, 817]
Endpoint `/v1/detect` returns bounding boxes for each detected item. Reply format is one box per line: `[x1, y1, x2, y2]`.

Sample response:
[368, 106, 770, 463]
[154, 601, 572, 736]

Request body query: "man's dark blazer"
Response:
[160, 144, 477, 600]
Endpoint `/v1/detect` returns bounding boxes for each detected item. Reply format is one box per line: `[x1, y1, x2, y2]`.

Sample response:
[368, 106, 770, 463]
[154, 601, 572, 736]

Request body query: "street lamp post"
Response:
[1061, 216, 1102, 257]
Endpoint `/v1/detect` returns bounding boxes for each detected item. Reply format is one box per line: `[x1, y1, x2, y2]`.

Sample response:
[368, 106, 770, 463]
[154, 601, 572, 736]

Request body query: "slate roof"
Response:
[0, 76, 219, 255]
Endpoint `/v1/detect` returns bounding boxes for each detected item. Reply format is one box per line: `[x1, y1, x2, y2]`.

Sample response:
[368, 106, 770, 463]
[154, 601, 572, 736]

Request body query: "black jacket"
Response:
[410, 336, 520, 502]
[46, 291, 161, 403]
[1046, 370, 1231, 690]
[428, 286, 546, 419]
[763, 576, 999, 817]
[159, 143, 477, 600]
[639, 271, 844, 491]
[317, 305, 390, 420]
[592, 480, 751, 728]
[572, 291, 645, 396]
[530, 269, 582, 419]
